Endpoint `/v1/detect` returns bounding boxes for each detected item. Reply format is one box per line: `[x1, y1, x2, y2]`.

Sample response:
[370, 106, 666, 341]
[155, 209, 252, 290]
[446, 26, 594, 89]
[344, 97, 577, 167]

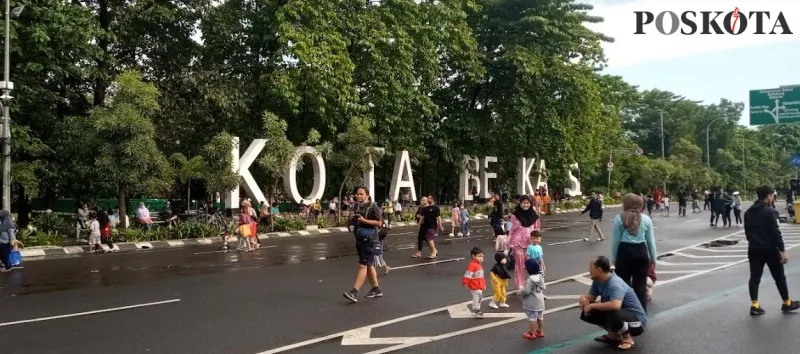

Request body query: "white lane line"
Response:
[684, 219, 700, 223]
[0, 299, 181, 327]
[672, 251, 746, 259]
[547, 239, 585, 246]
[259, 229, 749, 354]
[391, 258, 466, 270]
[658, 261, 730, 266]
[194, 246, 277, 255]
[652, 270, 698, 274]
[691, 247, 748, 253]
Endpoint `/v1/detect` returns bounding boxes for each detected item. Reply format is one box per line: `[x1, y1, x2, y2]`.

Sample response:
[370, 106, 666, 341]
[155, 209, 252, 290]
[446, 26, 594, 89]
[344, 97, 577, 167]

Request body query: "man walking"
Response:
[581, 192, 604, 242]
[745, 186, 800, 315]
[677, 189, 687, 217]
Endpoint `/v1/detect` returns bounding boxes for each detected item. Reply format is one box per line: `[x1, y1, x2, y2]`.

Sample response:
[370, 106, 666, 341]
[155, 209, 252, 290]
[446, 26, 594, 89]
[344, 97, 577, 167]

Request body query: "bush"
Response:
[17, 229, 66, 247]
[273, 216, 307, 231]
[33, 212, 71, 235]
[175, 221, 221, 239]
[316, 216, 332, 229]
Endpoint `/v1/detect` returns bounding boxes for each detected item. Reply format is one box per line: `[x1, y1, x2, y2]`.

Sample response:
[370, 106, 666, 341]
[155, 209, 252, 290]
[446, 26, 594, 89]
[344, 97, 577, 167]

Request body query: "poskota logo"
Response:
[635, 7, 794, 35]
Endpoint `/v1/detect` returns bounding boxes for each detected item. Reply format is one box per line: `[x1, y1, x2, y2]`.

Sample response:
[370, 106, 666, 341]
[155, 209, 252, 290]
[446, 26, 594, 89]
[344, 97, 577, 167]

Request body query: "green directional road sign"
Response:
[750, 86, 800, 126]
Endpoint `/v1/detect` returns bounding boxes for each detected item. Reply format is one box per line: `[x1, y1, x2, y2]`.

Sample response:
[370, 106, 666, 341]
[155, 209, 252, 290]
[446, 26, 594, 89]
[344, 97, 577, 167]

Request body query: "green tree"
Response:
[93, 71, 170, 227]
[169, 153, 206, 210]
[331, 116, 384, 214]
[200, 132, 240, 205]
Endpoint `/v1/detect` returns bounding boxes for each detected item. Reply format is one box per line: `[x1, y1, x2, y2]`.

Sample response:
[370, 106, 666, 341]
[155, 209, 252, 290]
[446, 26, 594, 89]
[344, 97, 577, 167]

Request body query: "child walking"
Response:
[460, 207, 471, 237]
[489, 251, 512, 309]
[662, 195, 671, 217]
[87, 212, 105, 254]
[496, 213, 510, 253]
[450, 202, 461, 237]
[462, 247, 486, 317]
[521, 259, 546, 339]
[374, 230, 391, 275]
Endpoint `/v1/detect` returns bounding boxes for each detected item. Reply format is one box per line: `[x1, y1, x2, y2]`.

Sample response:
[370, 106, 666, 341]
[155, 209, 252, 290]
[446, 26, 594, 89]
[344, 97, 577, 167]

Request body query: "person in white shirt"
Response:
[329, 197, 338, 217]
[662, 195, 671, 217]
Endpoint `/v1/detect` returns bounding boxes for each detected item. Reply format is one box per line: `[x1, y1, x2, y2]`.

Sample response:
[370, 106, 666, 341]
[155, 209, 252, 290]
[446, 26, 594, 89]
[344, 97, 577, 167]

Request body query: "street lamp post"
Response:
[659, 110, 666, 194]
[705, 117, 725, 167]
[1, 2, 22, 211]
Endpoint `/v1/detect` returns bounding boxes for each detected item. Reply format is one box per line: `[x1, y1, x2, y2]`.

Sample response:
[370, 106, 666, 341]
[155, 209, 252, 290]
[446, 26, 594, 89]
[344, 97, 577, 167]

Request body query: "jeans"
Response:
[0, 243, 11, 269]
[470, 290, 483, 311]
[580, 309, 644, 336]
[461, 221, 469, 236]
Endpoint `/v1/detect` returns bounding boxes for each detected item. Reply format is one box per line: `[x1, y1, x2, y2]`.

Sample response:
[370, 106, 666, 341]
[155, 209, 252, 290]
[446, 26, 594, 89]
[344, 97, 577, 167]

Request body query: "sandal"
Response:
[411, 254, 421, 258]
[617, 339, 635, 351]
[594, 335, 621, 345]
[427, 254, 438, 260]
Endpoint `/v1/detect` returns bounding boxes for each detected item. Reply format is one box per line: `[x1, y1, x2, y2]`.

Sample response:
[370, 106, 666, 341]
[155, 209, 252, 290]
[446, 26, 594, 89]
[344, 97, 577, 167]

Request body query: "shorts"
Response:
[492, 224, 504, 236]
[89, 234, 101, 245]
[418, 228, 437, 242]
[356, 227, 378, 266]
[525, 309, 544, 321]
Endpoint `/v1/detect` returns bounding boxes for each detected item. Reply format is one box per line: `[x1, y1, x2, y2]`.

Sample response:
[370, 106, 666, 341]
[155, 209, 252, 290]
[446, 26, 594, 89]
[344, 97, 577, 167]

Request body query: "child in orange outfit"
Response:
[462, 247, 487, 317]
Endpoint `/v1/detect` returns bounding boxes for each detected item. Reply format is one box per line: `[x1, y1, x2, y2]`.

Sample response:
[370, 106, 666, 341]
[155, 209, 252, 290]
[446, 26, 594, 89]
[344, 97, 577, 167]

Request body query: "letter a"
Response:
[459, 156, 480, 201]
[390, 151, 417, 203]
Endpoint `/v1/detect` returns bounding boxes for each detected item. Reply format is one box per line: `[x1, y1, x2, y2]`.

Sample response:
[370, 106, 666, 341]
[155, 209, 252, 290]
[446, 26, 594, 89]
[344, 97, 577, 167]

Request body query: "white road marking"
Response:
[297, 231, 311, 236]
[684, 219, 700, 223]
[0, 299, 181, 327]
[391, 258, 466, 270]
[193, 246, 277, 255]
[672, 251, 746, 259]
[258, 229, 754, 354]
[547, 239, 585, 246]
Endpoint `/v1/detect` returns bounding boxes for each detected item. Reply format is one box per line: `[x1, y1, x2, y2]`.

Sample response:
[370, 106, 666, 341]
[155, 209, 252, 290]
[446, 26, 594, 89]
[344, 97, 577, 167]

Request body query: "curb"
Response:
[20, 214, 492, 259]
[18, 206, 619, 259]
[554, 204, 621, 214]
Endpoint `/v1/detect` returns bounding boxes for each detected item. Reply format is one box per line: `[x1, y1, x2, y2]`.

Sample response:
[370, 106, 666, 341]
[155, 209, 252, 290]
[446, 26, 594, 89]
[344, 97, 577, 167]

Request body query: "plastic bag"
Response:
[9, 249, 22, 267]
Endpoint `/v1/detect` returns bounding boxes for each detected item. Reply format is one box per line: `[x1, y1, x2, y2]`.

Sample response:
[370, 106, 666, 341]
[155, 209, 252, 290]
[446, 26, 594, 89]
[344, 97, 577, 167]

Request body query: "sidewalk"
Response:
[19, 204, 621, 259]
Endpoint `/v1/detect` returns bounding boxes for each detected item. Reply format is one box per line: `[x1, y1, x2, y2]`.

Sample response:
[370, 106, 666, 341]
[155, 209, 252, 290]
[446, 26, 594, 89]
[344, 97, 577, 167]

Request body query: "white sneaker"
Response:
[448, 233, 455, 237]
[498, 302, 510, 308]
[467, 232, 471, 237]
[489, 301, 499, 309]
[597, 237, 604, 242]
[457, 233, 463, 237]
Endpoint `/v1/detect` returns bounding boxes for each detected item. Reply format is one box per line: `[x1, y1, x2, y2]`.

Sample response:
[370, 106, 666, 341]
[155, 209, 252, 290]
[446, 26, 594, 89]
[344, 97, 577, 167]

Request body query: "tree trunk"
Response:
[187, 181, 191, 212]
[337, 165, 356, 224]
[93, 0, 111, 106]
[118, 184, 128, 228]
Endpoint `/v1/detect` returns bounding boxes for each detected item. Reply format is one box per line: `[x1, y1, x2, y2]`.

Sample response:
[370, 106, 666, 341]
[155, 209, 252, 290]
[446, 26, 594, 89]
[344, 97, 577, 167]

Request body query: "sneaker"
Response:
[466, 232, 471, 237]
[343, 289, 359, 303]
[473, 309, 484, 317]
[448, 233, 454, 237]
[498, 302, 510, 308]
[366, 287, 383, 298]
[750, 306, 765, 316]
[781, 301, 800, 313]
[457, 233, 463, 237]
[0, 268, 11, 273]
[489, 301, 499, 309]
[597, 237, 605, 242]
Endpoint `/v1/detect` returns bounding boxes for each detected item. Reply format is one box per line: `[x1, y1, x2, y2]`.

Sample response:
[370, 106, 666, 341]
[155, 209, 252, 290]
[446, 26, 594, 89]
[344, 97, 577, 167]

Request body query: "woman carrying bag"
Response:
[611, 194, 657, 312]
[0, 210, 22, 271]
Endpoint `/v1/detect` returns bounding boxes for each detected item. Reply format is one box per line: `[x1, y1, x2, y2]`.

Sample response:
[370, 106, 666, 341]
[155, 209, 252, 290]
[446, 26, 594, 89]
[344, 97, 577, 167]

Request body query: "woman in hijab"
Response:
[611, 193, 658, 312]
[137, 202, 153, 231]
[0, 210, 20, 271]
[508, 195, 541, 291]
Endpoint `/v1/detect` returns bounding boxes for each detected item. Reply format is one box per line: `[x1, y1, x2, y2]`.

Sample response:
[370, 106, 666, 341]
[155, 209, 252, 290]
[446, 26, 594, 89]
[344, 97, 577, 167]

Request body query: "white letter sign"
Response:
[362, 147, 385, 201]
[226, 138, 267, 209]
[459, 155, 480, 201]
[565, 162, 582, 197]
[479, 156, 497, 199]
[283, 146, 327, 205]
[534, 159, 548, 192]
[389, 150, 417, 203]
[517, 157, 536, 196]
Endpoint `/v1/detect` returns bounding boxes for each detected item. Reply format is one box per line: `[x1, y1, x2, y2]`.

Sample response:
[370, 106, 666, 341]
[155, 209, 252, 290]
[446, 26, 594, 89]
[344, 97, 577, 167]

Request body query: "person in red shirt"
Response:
[462, 247, 487, 316]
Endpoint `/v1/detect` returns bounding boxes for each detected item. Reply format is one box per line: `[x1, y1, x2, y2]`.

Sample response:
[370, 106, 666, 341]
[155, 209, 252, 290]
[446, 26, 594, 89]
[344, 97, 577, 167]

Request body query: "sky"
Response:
[583, 0, 800, 125]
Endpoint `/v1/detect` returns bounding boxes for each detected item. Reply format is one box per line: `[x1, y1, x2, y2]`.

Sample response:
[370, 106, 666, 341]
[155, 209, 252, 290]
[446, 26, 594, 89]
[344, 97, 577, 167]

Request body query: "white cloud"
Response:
[584, 0, 800, 68]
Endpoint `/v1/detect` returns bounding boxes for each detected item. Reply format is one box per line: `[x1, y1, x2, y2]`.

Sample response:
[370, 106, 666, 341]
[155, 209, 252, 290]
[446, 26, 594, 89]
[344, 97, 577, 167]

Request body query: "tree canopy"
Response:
[5, 0, 795, 215]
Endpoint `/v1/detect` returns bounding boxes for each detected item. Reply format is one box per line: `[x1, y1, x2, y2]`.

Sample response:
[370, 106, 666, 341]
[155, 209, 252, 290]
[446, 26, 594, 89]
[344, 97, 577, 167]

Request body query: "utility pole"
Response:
[1, 0, 13, 211]
[660, 110, 667, 194]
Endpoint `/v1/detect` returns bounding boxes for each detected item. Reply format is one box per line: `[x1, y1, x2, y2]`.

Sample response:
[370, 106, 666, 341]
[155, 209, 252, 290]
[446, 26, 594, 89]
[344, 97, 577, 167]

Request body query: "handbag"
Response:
[9, 249, 22, 267]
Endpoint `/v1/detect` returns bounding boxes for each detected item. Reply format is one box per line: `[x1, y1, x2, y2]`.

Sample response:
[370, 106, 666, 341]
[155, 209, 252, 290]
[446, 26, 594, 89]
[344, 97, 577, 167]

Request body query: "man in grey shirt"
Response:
[579, 256, 647, 351]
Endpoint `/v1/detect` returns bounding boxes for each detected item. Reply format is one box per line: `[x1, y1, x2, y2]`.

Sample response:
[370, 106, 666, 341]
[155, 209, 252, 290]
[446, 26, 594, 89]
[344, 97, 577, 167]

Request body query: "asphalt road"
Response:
[3, 207, 798, 354]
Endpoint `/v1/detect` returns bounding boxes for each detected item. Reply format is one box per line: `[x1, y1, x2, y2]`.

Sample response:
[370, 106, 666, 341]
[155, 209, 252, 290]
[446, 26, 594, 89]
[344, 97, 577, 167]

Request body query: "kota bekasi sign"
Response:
[225, 137, 583, 208]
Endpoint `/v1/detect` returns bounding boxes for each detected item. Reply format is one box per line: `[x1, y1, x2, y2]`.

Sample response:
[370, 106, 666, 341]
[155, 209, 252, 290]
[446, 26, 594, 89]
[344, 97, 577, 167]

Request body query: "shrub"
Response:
[17, 229, 66, 247]
[175, 221, 221, 239]
[273, 216, 307, 231]
[32, 212, 71, 236]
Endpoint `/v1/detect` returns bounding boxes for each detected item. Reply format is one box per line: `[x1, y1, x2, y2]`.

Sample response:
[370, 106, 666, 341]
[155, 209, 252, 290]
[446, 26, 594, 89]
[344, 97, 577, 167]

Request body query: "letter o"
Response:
[283, 146, 326, 205]
[655, 11, 679, 35]
[723, 11, 747, 35]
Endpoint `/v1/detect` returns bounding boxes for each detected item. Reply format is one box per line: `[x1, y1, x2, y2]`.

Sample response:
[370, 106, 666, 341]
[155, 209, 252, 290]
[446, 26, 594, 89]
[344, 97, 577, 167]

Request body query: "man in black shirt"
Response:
[745, 186, 800, 315]
[677, 189, 687, 217]
[490, 191, 504, 240]
[413, 195, 442, 259]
